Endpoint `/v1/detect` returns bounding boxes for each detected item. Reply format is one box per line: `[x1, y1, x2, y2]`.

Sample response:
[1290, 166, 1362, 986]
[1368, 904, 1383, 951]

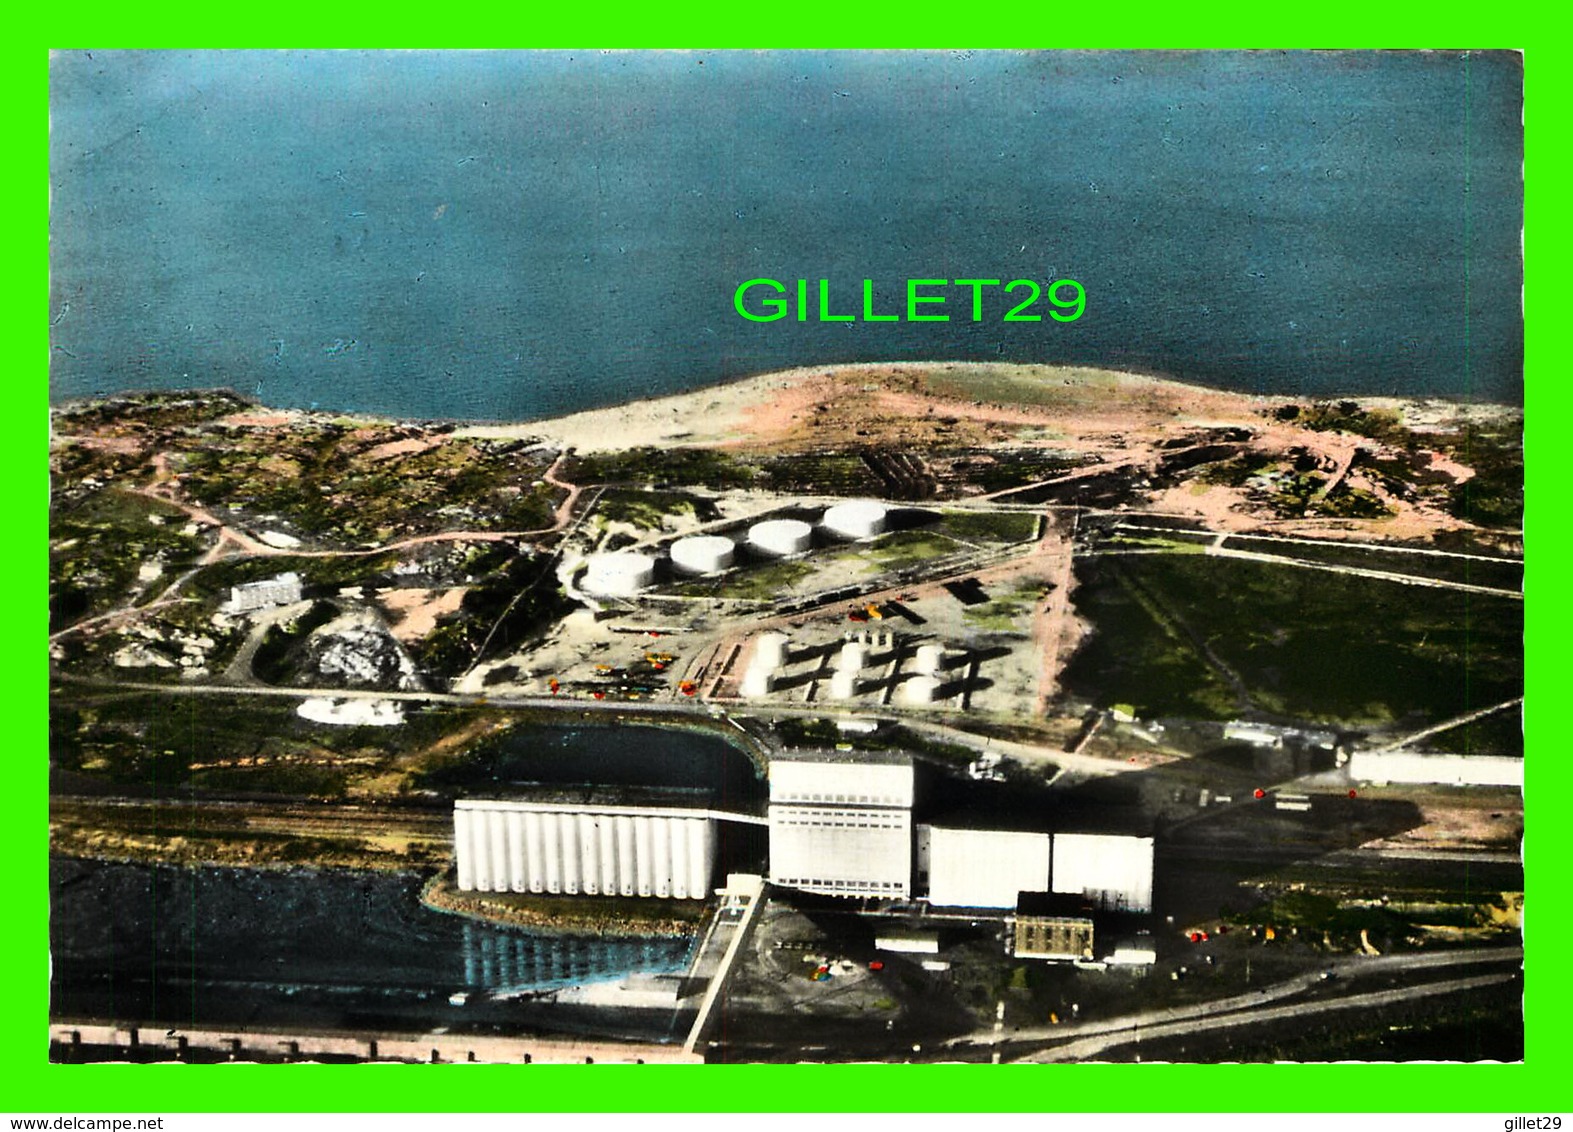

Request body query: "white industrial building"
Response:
[670, 535, 735, 576]
[769, 753, 915, 808]
[224, 572, 303, 613]
[768, 753, 914, 899]
[1347, 750, 1524, 788]
[747, 518, 814, 558]
[1050, 832, 1154, 913]
[769, 806, 912, 897]
[923, 827, 1052, 909]
[581, 552, 656, 598]
[821, 500, 889, 541]
[454, 799, 716, 900]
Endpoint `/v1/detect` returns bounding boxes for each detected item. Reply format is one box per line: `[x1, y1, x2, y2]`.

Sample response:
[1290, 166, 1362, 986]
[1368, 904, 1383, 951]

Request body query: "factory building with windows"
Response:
[766, 751, 915, 898]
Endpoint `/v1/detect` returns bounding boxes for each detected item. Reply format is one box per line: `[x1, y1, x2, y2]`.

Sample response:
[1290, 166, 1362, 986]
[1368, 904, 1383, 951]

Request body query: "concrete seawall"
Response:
[50, 1021, 701, 1065]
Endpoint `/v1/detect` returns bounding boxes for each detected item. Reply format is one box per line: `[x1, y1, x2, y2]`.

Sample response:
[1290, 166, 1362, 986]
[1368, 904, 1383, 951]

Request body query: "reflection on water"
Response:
[50, 859, 693, 1033]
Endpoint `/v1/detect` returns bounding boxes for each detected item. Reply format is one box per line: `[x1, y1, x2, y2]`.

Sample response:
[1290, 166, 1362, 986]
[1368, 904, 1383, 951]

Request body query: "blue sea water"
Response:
[49, 859, 695, 1035]
[48, 50, 1524, 420]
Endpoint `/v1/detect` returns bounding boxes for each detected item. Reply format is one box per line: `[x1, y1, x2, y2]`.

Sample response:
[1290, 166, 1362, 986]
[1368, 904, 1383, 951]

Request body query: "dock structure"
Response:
[50, 1021, 700, 1065]
[683, 874, 766, 1055]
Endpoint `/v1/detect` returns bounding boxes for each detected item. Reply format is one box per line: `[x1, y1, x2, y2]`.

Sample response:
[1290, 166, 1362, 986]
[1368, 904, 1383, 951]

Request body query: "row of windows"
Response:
[776, 878, 906, 892]
[772, 816, 908, 829]
[773, 792, 908, 806]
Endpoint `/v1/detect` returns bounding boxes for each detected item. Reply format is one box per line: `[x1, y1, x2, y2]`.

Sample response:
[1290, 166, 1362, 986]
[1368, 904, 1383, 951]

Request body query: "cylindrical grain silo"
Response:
[578, 813, 600, 894]
[634, 816, 654, 897]
[747, 518, 814, 557]
[901, 675, 942, 705]
[670, 534, 735, 575]
[688, 819, 711, 900]
[821, 500, 889, 541]
[755, 631, 790, 669]
[541, 812, 563, 894]
[506, 810, 527, 892]
[523, 810, 546, 893]
[615, 815, 637, 897]
[652, 817, 672, 898]
[454, 807, 476, 891]
[671, 816, 691, 899]
[913, 643, 945, 675]
[582, 551, 656, 597]
[487, 809, 509, 893]
[598, 817, 619, 896]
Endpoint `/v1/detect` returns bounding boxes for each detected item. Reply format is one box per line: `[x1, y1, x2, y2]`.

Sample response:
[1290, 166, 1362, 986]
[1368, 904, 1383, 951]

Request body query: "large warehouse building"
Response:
[1050, 832, 1155, 914]
[922, 827, 1052, 909]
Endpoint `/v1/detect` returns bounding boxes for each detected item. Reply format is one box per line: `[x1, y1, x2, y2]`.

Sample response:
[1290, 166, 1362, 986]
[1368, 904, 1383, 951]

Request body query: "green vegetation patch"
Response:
[756, 453, 882, 496]
[50, 489, 209, 630]
[939, 510, 1040, 543]
[1273, 399, 1412, 445]
[704, 558, 818, 601]
[414, 552, 576, 683]
[569, 447, 755, 490]
[1228, 539, 1523, 591]
[1443, 423, 1524, 529]
[1061, 554, 1523, 725]
[862, 529, 960, 570]
[596, 488, 714, 531]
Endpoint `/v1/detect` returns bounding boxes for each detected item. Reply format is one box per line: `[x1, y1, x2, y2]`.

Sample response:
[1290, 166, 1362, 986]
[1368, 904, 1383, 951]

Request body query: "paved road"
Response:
[946, 944, 1521, 1058]
[1013, 970, 1518, 1062]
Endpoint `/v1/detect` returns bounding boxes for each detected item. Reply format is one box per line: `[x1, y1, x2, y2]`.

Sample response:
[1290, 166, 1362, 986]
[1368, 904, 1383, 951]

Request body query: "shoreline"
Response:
[417, 869, 705, 939]
[52, 361, 1523, 456]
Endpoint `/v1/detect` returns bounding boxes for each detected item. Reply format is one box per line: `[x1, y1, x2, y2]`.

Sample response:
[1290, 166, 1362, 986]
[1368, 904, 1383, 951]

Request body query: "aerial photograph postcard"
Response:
[47, 49, 1524, 1065]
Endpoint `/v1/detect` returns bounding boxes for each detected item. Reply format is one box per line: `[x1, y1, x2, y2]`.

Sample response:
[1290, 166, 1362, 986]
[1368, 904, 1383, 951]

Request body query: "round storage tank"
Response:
[741, 666, 777, 698]
[582, 552, 655, 597]
[829, 670, 859, 700]
[837, 642, 868, 672]
[821, 500, 889, 541]
[747, 518, 813, 558]
[913, 644, 945, 675]
[670, 535, 735, 576]
[754, 632, 790, 670]
[901, 675, 942, 705]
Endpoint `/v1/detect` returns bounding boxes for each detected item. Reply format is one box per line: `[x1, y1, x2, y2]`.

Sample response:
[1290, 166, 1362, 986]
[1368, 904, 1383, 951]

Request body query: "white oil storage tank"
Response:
[837, 642, 869, 672]
[754, 632, 790, 670]
[901, 675, 942, 705]
[821, 500, 888, 541]
[913, 644, 945, 675]
[741, 666, 777, 698]
[582, 552, 655, 597]
[829, 670, 860, 700]
[670, 535, 735, 576]
[747, 518, 813, 558]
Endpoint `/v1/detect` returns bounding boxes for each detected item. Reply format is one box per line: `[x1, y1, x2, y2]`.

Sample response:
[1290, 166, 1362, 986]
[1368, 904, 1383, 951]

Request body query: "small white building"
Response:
[224, 572, 304, 614]
[1347, 750, 1524, 788]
